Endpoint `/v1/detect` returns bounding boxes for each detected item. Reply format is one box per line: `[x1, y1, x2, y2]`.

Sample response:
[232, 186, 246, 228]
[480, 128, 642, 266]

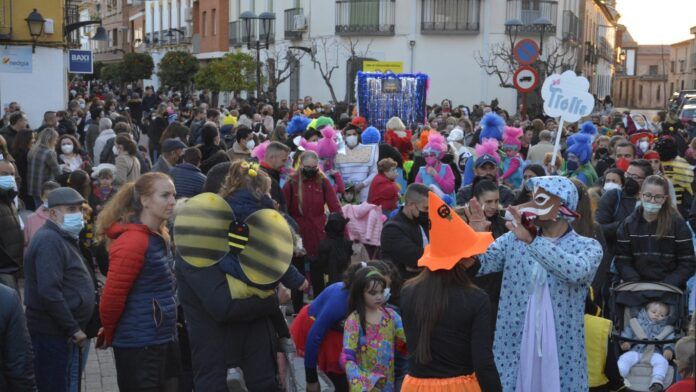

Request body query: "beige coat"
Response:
[114, 153, 141, 187]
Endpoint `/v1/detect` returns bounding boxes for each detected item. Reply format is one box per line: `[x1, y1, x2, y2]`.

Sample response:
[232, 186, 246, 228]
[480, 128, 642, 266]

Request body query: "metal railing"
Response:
[421, 0, 480, 34]
[284, 8, 303, 40]
[65, 0, 81, 46]
[506, 0, 557, 34]
[335, 0, 395, 36]
[0, 0, 11, 39]
[598, 36, 613, 62]
[562, 9, 579, 42]
[229, 21, 241, 46]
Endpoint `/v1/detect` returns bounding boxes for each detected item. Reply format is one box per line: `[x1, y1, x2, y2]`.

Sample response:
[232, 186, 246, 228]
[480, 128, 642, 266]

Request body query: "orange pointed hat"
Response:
[418, 192, 495, 271]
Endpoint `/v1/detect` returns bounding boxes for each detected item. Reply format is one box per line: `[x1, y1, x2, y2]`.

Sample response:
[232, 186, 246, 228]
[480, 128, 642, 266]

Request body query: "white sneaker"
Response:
[227, 367, 248, 392]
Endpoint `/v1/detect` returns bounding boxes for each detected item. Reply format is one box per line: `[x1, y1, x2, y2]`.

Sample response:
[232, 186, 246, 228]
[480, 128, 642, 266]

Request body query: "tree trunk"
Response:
[324, 76, 338, 104]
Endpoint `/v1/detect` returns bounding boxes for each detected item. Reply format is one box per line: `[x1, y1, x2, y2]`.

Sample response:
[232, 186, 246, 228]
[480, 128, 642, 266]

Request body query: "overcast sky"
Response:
[616, 0, 695, 45]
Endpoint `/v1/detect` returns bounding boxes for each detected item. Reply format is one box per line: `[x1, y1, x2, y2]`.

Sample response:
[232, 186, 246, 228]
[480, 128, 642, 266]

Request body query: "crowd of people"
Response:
[0, 83, 695, 392]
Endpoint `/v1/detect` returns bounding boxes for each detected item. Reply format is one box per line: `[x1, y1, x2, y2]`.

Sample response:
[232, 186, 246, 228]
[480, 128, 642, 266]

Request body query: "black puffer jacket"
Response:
[0, 189, 23, 275]
[0, 283, 36, 391]
[615, 207, 696, 288]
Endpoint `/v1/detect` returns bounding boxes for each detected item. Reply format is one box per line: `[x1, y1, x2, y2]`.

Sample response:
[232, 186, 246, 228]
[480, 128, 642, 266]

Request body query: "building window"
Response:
[682, 80, 685, 90]
[671, 61, 675, 73]
[212, 9, 217, 36]
[421, 0, 481, 33]
[202, 11, 207, 36]
[671, 82, 674, 94]
[657, 85, 661, 101]
[335, 0, 396, 36]
[639, 85, 643, 101]
[679, 60, 685, 72]
[648, 65, 658, 76]
[113, 29, 118, 46]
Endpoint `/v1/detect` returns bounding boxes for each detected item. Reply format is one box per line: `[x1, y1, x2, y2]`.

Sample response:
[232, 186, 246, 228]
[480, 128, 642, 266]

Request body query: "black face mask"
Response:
[623, 177, 640, 196]
[302, 167, 318, 179]
[416, 209, 430, 229]
[595, 148, 609, 160]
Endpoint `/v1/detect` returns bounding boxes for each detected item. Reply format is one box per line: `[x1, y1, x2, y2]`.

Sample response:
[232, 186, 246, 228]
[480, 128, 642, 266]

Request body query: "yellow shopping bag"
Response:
[584, 287, 613, 388]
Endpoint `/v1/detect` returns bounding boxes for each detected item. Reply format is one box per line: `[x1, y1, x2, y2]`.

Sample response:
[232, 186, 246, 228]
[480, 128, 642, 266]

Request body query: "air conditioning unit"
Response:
[184, 8, 193, 22]
[293, 14, 307, 31]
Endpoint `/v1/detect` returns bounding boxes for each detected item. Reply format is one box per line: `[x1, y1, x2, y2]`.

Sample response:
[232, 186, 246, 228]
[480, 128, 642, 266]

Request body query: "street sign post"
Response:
[68, 50, 93, 74]
[513, 66, 539, 93]
[513, 39, 540, 66]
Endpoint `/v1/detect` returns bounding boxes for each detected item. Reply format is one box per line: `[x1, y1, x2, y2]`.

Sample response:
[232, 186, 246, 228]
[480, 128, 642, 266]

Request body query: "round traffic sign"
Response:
[513, 66, 539, 93]
[513, 39, 540, 65]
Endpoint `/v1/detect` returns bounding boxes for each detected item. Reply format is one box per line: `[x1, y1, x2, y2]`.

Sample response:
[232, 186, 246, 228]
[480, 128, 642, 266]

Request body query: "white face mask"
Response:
[112, 145, 119, 155]
[346, 135, 359, 148]
[603, 182, 621, 192]
[61, 144, 74, 154]
[638, 140, 649, 152]
[246, 139, 255, 151]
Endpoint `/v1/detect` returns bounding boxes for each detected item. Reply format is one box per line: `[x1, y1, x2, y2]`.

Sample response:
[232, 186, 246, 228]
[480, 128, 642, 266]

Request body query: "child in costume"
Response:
[462, 112, 505, 186]
[384, 117, 413, 162]
[618, 301, 676, 392]
[341, 267, 407, 392]
[500, 126, 525, 190]
[318, 212, 353, 285]
[564, 122, 599, 186]
[415, 132, 456, 200]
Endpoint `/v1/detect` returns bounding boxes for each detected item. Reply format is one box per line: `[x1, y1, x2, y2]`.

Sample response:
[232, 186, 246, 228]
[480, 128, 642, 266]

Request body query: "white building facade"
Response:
[146, 0, 589, 112]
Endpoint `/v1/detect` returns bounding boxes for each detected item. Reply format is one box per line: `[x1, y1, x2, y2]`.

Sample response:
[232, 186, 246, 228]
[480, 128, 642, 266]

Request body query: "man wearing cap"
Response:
[24, 187, 94, 392]
[467, 176, 602, 392]
[152, 138, 187, 174]
[456, 154, 515, 207]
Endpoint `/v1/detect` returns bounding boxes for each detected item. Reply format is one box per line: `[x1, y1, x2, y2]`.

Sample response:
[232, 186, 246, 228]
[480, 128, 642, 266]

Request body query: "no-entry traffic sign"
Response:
[513, 39, 540, 66]
[513, 66, 539, 93]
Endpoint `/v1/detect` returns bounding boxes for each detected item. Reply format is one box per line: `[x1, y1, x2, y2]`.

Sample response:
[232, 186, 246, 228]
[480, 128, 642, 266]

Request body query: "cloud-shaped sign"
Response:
[541, 70, 594, 123]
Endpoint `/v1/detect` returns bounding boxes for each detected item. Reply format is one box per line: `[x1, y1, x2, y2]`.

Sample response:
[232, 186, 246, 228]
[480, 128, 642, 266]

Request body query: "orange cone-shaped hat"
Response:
[418, 192, 495, 271]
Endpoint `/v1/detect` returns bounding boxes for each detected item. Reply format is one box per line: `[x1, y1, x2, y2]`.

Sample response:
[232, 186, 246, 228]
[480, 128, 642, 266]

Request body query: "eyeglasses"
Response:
[641, 193, 666, 202]
[625, 172, 645, 181]
[422, 152, 437, 158]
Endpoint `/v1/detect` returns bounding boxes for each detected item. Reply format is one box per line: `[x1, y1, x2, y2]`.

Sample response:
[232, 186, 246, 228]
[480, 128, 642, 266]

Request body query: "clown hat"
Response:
[418, 192, 494, 271]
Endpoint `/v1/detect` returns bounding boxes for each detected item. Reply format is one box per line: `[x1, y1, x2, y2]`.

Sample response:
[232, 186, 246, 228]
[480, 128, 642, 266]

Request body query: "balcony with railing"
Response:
[284, 8, 304, 40]
[65, 0, 81, 47]
[335, 0, 395, 36]
[505, 0, 557, 34]
[421, 0, 480, 34]
[562, 9, 579, 42]
[598, 36, 613, 62]
[229, 20, 241, 47]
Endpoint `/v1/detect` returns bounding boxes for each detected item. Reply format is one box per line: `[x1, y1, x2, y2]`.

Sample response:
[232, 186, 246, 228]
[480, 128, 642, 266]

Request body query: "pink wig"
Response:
[251, 141, 270, 161]
[423, 132, 447, 156]
[475, 139, 501, 163]
[316, 126, 338, 160]
[502, 126, 523, 149]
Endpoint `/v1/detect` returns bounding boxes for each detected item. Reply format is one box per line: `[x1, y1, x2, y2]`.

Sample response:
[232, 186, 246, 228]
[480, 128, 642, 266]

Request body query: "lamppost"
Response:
[240, 11, 276, 98]
[25, 8, 45, 53]
[504, 19, 523, 49]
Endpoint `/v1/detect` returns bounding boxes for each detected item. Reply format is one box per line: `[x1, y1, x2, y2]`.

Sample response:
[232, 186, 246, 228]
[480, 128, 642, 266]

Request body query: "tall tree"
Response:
[194, 52, 257, 96]
[263, 45, 306, 103]
[120, 52, 155, 83]
[157, 51, 200, 91]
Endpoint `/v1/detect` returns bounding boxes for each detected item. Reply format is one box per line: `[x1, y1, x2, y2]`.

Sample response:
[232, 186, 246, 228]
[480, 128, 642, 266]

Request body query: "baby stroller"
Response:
[609, 282, 688, 391]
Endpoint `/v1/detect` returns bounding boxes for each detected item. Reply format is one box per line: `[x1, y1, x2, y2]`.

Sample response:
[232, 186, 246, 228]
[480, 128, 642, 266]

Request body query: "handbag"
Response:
[584, 287, 613, 388]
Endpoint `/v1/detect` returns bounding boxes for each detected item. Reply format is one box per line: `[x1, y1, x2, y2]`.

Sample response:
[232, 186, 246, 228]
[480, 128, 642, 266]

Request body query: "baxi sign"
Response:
[68, 50, 93, 74]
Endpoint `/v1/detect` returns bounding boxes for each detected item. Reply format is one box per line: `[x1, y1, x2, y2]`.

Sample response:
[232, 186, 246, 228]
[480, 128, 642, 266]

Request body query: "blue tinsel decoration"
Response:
[355, 72, 429, 133]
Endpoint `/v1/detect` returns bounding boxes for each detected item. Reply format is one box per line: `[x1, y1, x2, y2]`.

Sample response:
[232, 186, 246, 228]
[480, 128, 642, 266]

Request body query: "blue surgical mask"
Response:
[43, 201, 49, 209]
[642, 201, 662, 214]
[0, 175, 16, 191]
[60, 212, 85, 237]
[383, 287, 391, 303]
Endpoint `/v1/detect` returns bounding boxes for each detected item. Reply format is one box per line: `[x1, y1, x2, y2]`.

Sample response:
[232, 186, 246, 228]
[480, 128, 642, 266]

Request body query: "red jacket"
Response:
[385, 129, 413, 161]
[367, 173, 399, 212]
[666, 378, 694, 392]
[282, 174, 342, 257]
[99, 223, 177, 348]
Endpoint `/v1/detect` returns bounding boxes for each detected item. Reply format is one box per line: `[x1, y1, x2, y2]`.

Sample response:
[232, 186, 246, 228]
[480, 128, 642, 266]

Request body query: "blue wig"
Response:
[479, 112, 505, 142]
[566, 133, 593, 164]
[579, 121, 598, 141]
[286, 115, 311, 136]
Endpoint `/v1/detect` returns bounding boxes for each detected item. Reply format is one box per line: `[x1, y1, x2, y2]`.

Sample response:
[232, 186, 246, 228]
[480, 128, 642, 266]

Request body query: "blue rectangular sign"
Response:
[0, 46, 33, 73]
[68, 50, 93, 74]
